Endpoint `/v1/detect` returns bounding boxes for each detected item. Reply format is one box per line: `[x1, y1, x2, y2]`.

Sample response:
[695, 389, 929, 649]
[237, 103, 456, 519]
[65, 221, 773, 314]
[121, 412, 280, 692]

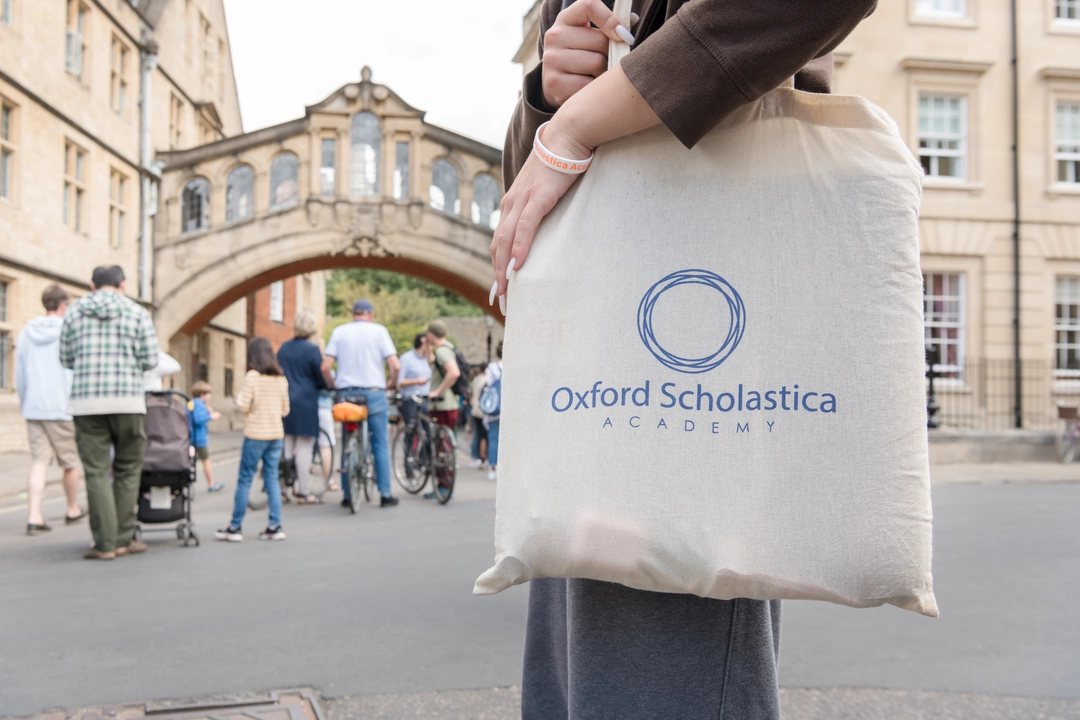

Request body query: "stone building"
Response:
[516, 0, 1080, 430]
[0, 0, 322, 448]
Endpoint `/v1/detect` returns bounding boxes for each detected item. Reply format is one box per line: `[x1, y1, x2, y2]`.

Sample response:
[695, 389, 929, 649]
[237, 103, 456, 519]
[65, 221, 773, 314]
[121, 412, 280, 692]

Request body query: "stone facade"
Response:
[516, 2, 1080, 429]
[152, 67, 503, 352]
[0, 0, 322, 449]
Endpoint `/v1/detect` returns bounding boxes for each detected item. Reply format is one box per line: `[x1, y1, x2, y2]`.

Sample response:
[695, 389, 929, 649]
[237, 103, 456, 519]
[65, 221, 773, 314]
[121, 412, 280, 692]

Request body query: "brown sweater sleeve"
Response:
[504, 0, 563, 188]
[621, 0, 877, 148]
[504, 0, 876, 184]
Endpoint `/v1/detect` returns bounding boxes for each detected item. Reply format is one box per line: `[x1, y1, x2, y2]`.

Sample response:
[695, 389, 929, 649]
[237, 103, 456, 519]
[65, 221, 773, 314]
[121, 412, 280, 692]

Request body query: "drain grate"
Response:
[29, 689, 323, 720]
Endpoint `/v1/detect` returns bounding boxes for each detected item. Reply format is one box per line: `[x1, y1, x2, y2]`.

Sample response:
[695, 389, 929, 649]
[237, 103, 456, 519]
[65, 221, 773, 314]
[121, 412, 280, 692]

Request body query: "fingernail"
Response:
[615, 24, 635, 45]
[499, 294, 507, 316]
[489, 281, 498, 306]
[507, 257, 517, 282]
[630, 12, 639, 27]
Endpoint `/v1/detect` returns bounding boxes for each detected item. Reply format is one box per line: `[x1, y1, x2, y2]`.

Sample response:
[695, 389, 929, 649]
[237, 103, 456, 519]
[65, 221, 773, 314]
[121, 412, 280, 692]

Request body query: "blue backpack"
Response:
[479, 374, 501, 416]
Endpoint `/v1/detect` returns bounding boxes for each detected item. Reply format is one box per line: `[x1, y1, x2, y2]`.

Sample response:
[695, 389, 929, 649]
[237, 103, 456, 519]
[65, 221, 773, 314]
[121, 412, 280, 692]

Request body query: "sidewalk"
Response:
[1, 430, 1076, 502]
[0, 430, 247, 503]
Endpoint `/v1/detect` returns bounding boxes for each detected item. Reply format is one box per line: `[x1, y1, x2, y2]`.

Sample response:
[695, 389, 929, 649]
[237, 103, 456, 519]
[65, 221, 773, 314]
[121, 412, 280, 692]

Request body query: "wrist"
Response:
[544, 110, 594, 162]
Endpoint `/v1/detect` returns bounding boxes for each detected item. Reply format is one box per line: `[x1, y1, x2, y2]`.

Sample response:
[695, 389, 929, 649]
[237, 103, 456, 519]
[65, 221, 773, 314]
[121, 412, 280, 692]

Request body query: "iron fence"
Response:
[927, 358, 1080, 431]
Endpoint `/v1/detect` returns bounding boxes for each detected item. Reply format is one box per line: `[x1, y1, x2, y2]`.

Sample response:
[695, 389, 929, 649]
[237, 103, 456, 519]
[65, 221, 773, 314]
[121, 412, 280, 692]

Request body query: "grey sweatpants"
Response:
[521, 578, 782, 720]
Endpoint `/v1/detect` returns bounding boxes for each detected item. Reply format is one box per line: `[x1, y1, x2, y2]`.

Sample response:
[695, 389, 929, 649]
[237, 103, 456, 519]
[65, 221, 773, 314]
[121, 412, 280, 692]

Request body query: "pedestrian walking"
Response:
[468, 368, 489, 469]
[59, 266, 159, 560]
[398, 333, 432, 480]
[482, 343, 503, 483]
[321, 299, 401, 508]
[491, 0, 876, 716]
[317, 384, 338, 492]
[16, 284, 85, 536]
[277, 310, 327, 504]
[216, 338, 290, 542]
[187, 381, 223, 492]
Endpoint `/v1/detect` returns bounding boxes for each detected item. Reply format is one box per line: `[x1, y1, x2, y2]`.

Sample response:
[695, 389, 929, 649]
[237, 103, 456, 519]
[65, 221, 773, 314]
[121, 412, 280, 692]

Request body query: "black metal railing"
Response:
[927, 358, 1080, 431]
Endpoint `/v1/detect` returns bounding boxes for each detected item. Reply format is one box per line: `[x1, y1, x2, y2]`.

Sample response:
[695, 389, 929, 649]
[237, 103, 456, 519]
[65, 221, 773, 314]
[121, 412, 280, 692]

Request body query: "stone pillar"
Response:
[309, 130, 322, 197]
[338, 127, 350, 198]
[410, 131, 423, 202]
[381, 127, 394, 200]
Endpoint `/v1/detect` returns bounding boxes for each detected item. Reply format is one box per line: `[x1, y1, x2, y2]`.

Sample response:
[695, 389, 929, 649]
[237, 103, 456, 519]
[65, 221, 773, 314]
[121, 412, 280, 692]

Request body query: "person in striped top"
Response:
[216, 337, 290, 542]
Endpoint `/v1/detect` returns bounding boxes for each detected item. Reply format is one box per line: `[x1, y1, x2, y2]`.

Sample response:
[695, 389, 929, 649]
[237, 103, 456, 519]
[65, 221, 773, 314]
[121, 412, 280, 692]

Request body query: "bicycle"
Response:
[337, 393, 376, 514]
[389, 394, 456, 504]
[246, 428, 335, 511]
[1058, 405, 1080, 463]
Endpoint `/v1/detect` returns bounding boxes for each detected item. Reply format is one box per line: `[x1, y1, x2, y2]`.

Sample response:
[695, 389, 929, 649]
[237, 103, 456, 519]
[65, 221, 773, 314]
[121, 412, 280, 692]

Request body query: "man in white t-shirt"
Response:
[322, 299, 401, 507]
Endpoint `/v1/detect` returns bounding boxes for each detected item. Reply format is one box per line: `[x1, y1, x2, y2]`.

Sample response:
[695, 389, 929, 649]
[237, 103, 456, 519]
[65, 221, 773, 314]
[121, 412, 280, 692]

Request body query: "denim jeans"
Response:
[487, 419, 501, 466]
[339, 388, 392, 499]
[230, 437, 284, 529]
[470, 415, 487, 460]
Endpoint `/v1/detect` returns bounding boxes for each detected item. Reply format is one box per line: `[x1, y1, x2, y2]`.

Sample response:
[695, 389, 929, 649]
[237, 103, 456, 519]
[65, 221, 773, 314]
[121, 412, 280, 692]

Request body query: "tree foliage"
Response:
[325, 269, 482, 354]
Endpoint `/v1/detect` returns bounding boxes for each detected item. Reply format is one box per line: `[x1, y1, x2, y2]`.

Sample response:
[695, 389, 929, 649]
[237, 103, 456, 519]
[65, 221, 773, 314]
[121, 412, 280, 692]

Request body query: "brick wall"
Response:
[247, 278, 297, 350]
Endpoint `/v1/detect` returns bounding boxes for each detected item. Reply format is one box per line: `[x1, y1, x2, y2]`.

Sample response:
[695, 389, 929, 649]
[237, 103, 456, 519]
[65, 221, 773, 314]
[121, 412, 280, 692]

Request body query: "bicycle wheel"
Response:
[361, 428, 377, 502]
[345, 434, 362, 514]
[308, 429, 334, 498]
[1060, 425, 1078, 464]
[432, 426, 456, 504]
[392, 425, 428, 494]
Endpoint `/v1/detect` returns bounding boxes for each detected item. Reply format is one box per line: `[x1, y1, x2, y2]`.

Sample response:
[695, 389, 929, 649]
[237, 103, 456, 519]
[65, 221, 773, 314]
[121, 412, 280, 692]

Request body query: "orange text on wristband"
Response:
[533, 122, 594, 175]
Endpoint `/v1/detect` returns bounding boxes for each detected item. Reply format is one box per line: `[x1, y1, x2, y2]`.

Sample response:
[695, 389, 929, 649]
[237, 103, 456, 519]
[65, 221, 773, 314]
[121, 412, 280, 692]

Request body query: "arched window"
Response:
[471, 174, 501, 230]
[181, 177, 210, 233]
[225, 164, 254, 222]
[351, 111, 380, 197]
[429, 159, 460, 215]
[269, 152, 299, 209]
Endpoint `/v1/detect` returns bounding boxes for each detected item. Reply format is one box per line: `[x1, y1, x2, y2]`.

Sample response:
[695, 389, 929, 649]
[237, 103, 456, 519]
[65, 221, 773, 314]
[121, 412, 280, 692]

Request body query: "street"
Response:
[0, 449, 1078, 719]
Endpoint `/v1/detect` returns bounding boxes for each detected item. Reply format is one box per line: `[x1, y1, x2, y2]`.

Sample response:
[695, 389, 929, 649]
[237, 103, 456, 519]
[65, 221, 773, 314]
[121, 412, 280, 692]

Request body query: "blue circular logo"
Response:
[637, 269, 746, 375]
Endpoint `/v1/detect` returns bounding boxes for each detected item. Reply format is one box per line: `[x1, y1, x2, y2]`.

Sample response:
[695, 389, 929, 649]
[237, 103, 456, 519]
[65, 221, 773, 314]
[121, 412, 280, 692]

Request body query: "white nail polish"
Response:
[507, 257, 517, 282]
[615, 24, 635, 45]
[499, 294, 507, 316]
[489, 281, 498, 306]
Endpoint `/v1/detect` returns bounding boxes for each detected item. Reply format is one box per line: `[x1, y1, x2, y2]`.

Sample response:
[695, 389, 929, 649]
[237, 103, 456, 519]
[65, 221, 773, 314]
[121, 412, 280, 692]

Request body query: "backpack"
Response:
[435, 344, 470, 399]
[479, 374, 501, 417]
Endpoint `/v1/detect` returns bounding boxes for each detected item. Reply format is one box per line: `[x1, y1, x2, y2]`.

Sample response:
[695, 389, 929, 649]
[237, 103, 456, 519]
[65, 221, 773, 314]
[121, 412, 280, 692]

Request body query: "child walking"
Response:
[188, 381, 224, 492]
[216, 337, 290, 542]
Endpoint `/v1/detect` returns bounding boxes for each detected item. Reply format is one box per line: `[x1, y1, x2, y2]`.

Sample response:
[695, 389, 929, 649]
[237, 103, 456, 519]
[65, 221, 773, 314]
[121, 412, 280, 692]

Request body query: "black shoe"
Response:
[380, 496, 399, 507]
[26, 523, 52, 536]
[340, 499, 351, 508]
[258, 526, 286, 541]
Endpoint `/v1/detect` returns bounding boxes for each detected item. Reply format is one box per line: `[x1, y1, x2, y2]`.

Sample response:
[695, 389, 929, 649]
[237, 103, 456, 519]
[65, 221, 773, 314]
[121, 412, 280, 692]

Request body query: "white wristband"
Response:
[533, 122, 594, 175]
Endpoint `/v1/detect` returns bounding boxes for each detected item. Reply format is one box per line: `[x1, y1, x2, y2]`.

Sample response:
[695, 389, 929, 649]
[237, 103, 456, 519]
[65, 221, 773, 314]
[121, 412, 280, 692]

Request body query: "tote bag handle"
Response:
[608, 0, 633, 71]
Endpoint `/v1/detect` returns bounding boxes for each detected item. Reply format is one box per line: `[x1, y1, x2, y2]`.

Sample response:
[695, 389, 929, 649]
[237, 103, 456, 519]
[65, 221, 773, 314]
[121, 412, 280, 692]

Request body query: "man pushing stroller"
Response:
[60, 266, 160, 560]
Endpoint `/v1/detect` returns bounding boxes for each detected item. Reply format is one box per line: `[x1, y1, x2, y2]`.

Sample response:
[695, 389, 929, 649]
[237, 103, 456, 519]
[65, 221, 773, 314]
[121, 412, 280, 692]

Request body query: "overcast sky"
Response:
[222, 0, 537, 149]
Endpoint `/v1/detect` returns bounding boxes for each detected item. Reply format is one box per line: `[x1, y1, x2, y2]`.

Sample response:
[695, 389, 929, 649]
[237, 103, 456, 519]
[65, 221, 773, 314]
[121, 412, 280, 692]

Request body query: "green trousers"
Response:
[73, 414, 146, 553]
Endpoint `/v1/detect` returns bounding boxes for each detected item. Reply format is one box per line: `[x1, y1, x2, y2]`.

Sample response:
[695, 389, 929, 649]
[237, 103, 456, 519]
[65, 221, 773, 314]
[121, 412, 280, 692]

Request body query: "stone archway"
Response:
[152, 70, 505, 344]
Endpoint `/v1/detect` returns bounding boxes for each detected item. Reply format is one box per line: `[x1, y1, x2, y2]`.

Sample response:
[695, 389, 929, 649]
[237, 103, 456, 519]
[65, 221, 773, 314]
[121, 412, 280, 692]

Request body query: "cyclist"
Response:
[321, 299, 400, 508]
[425, 321, 461, 429]
[398, 333, 433, 480]
[423, 321, 462, 501]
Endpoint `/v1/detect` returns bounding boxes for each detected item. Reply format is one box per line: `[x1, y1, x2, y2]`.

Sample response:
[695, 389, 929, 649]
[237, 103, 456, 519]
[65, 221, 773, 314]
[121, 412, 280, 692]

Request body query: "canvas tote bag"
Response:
[476, 4, 937, 617]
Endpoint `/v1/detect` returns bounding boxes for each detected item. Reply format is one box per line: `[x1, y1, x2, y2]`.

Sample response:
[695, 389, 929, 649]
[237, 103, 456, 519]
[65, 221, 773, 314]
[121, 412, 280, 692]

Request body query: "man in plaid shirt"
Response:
[60, 266, 159, 560]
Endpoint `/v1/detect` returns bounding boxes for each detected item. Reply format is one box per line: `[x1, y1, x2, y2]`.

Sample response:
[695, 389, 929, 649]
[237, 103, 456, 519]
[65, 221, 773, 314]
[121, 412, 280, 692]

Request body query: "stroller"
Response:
[135, 390, 200, 547]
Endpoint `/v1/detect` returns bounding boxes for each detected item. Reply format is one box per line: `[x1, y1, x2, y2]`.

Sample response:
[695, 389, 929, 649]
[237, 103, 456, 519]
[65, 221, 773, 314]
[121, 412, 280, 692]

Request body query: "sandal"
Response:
[207, 482, 225, 493]
[65, 508, 87, 524]
[295, 494, 322, 505]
